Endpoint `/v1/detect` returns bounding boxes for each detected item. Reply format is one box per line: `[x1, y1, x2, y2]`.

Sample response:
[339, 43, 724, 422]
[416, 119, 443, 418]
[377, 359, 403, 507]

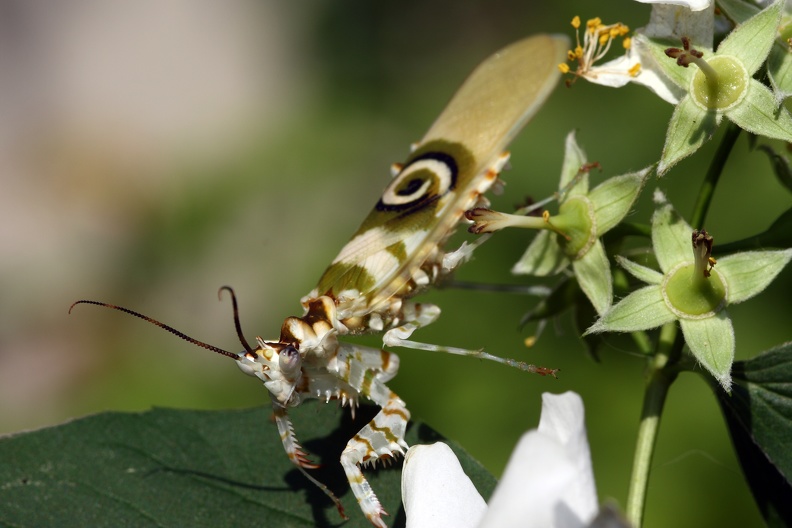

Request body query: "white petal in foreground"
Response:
[635, 0, 712, 14]
[477, 392, 598, 528]
[402, 442, 487, 528]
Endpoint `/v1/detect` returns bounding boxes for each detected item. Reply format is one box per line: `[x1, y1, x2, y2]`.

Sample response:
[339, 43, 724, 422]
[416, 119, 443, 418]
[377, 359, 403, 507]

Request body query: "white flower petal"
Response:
[403, 442, 487, 528]
[477, 392, 597, 528]
[595, 44, 683, 104]
[537, 392, 599, 520]
[635, 0, 713, 15]
[581, 54, 638, 89]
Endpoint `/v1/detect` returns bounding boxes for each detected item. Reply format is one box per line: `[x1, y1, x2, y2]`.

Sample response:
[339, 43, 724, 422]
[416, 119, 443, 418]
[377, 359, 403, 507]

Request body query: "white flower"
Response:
[402, 391, 599, 528]
[634, 0, 712, 12]
[559, 2, 717, 104]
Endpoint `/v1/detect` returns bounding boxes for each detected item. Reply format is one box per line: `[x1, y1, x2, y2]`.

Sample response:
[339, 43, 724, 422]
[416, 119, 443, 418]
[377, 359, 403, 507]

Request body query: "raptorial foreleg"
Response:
[340, 389, 409, 528]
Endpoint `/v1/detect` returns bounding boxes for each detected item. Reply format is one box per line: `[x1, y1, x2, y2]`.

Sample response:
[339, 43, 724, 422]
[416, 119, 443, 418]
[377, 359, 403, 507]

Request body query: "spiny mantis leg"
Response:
[340, 384, 409, 528]
[382, 301, 558, 377]
[270, 402, 348, 520]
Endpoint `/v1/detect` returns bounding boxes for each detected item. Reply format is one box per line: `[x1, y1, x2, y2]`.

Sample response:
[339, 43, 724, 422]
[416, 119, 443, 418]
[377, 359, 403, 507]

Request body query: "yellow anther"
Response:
[558, 63, 571, 74]
[628, 63, 641, 77]
[563, 15, 633, 83]
[623, 36, 632, 50]
[542, 210, 551, 222]
[587, 17, 602, 31]
[524, 336, 537, 348]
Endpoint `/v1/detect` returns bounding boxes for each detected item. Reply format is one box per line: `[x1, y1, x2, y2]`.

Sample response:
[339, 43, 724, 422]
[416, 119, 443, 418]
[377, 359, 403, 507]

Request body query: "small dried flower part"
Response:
[692, 229, 715, 278]
[665, 37, 705, 68]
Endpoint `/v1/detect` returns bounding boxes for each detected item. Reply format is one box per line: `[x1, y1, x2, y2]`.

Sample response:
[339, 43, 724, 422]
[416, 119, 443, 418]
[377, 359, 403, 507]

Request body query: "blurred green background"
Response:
[1, 1, 790, 526]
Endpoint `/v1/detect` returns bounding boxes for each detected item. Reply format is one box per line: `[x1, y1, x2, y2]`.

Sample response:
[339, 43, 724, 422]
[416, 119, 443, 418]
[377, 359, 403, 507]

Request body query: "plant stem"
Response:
[690, 122, 741, 229]
[626, 323, 681, 527]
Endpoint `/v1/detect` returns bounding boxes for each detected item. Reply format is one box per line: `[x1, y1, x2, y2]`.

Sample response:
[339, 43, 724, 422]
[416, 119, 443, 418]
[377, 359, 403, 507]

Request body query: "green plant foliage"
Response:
[714, 342, 792, 527]
[0, 402, 495, 528]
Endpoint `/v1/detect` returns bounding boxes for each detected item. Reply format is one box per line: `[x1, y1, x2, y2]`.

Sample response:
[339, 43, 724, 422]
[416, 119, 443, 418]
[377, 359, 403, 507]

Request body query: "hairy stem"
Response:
[626, 323, 681, 527]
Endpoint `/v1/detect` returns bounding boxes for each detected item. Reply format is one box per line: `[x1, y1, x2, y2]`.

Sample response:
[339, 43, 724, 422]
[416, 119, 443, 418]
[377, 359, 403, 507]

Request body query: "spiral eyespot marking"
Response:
[376, 152, 458, 212]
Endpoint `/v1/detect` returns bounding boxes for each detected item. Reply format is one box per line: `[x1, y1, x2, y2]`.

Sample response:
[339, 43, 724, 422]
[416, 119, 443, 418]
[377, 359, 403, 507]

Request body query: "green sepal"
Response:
[559, 130, 589, 197]
[512, 230, 569, 276]
[556, 197, 596, 259]
[651, 202, 693, 272]
[717, 249, 792, 304]
[589, 168, 651, 234]
[586, 285, 675, 334]
[659, 97, 721, 176]
[680, 312, 735, 391]
[768, 39, 792, 106]
[716, 0, 783, 76]
[727, 79, 792, 142]
[615, 255, 663, 285]
[572, 239, 613, 315]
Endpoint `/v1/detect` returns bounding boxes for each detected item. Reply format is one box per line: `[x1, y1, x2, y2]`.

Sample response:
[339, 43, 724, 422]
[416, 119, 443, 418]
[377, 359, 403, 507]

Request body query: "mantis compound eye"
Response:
[279, 345, 302, 377]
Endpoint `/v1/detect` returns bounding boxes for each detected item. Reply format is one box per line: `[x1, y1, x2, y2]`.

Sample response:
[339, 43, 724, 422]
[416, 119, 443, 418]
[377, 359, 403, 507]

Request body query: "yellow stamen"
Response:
[628, 63, 641, 76]
[563, 15, 634, 83]
[623, 36, 632, 50]
[587, 17, 602, 31]
[558, 63, 571, 74]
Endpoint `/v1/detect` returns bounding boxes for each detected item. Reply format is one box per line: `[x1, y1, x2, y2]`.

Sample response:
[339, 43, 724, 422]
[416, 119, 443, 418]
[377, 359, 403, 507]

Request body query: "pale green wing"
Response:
[312, 34, 569, 315]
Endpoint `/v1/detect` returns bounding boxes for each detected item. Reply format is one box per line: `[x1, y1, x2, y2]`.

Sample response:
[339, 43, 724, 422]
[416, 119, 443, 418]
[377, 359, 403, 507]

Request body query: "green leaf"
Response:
[0, 402, 496, 528]
[713, 341, 792, 527]
[658, 96, 721, 176]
